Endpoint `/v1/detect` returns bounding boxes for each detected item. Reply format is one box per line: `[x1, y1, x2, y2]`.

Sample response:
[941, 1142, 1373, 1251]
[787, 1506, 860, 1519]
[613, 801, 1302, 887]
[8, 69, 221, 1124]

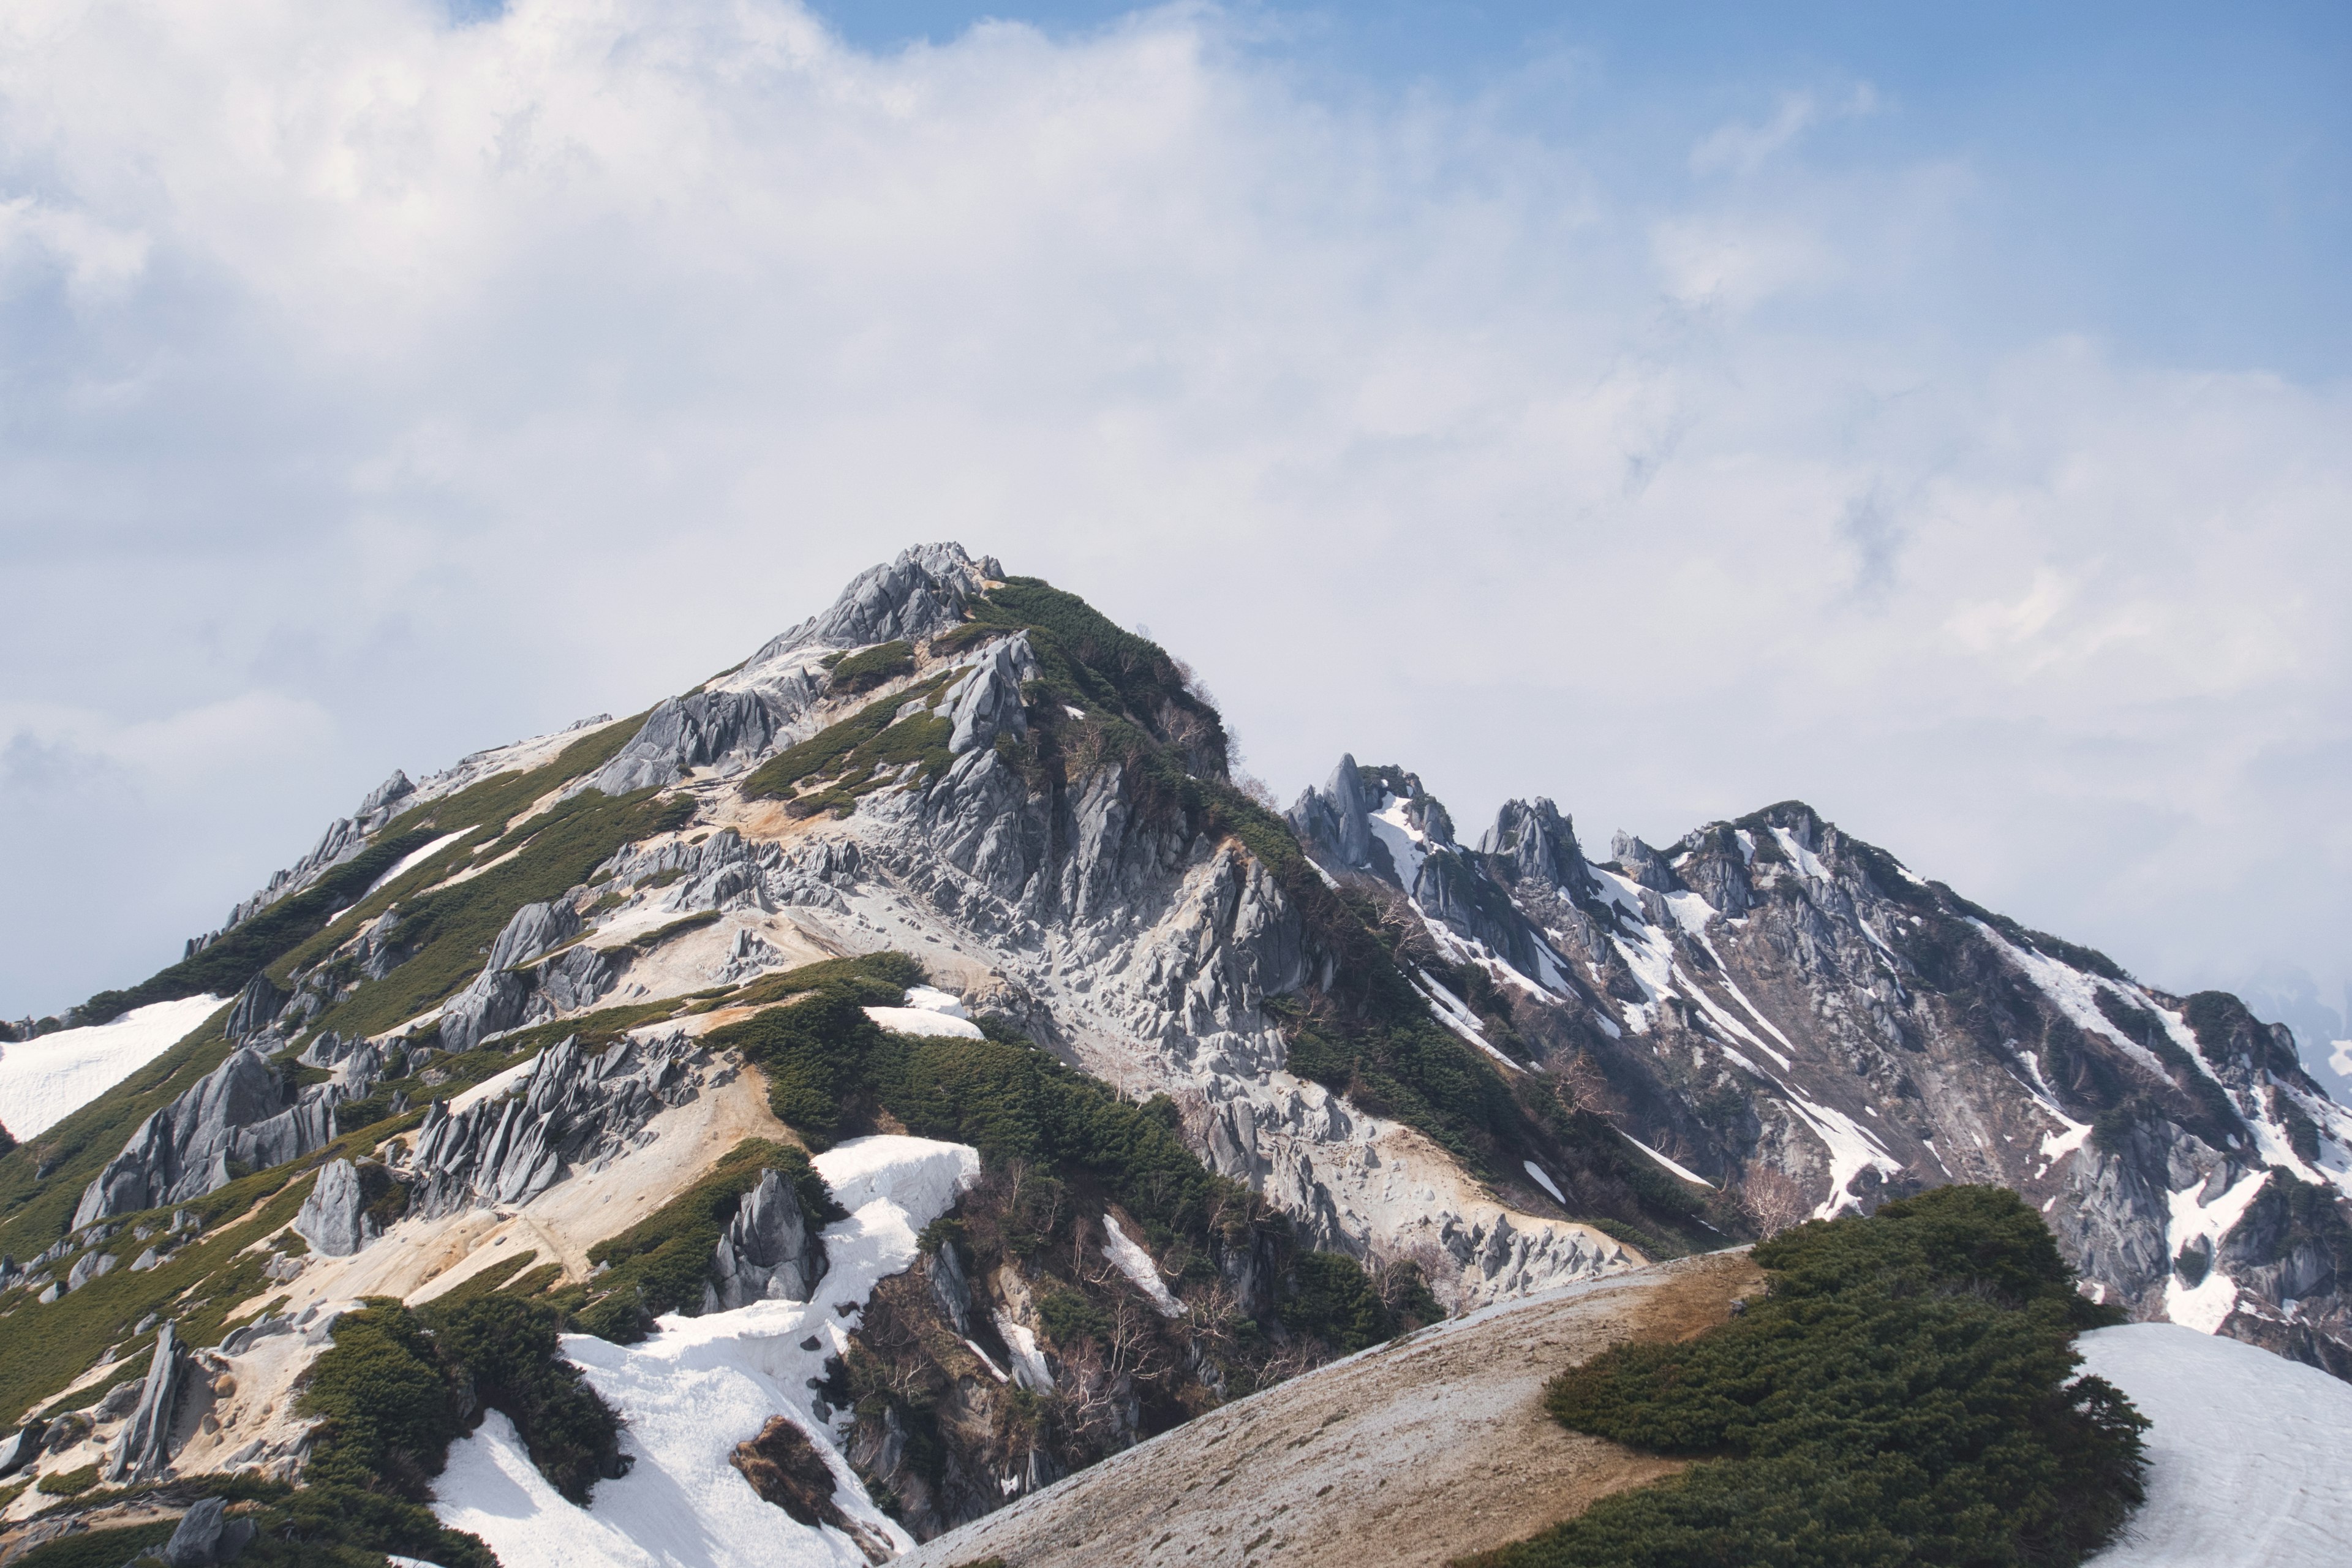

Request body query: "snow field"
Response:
[0, 994, 221, 1140]
[2081, 1322, 2352, 1567]
[433, 1135, 981, 1568]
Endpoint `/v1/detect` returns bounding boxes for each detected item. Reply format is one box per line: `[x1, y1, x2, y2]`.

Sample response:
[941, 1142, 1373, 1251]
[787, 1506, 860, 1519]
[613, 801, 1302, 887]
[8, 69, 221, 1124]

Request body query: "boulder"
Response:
[0, 1419, 47, 1477]
[292, 1159, 380, 1258]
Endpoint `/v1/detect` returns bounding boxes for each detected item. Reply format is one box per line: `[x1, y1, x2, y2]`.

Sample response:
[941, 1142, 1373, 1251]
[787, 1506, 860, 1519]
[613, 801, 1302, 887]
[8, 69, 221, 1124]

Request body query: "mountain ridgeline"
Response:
[0, 542, 2345, 1564]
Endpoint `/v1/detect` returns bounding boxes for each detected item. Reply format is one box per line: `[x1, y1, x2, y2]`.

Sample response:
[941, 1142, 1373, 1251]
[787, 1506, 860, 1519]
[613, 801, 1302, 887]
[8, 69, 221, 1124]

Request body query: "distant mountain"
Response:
[2, 543, 2345, 1564]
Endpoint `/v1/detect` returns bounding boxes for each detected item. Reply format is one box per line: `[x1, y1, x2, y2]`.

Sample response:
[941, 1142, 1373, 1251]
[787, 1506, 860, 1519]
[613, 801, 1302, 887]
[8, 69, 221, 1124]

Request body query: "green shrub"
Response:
[1464, 1186, 2146, 1568]
[302, 1294, 625, 1507]
[36, 1464, 99, 1496]
[829, 639, 916, 695]
[739, 674, 951, 801]
[1278, 1252, 1395, 1355]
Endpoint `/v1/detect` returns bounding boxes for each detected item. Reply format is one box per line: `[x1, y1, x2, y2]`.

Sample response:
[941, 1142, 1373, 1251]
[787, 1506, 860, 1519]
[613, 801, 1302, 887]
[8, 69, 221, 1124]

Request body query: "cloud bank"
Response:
[1, 1, 2345, 1077]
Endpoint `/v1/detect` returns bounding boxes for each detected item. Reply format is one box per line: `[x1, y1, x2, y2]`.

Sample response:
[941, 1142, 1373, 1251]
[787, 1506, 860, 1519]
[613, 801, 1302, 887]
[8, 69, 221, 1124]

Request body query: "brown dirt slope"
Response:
[903, 1248, 1763, 1568]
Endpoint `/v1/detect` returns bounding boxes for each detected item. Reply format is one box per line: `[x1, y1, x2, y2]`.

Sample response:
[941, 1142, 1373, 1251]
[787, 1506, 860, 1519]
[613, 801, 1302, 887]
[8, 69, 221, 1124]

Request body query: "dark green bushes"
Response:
[303, 1294, 624, 1506]
[739, 675, 951, 802]
[829, 639, 916, 695]
[1464, 1186, 2146, 1568]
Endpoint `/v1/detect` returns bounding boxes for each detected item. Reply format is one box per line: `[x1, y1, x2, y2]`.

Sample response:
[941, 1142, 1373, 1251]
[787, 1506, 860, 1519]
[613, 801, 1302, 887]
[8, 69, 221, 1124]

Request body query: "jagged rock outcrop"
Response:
[292, 1158, 379, 1257]
[105, 1321, 187, 1483]
[221, 973, 285, 1044]
[590, 687, 811, 795]
[753, 543, 1000, 665]
[587, 544, 1003, 796]
[943, 634, 1039, 756]
[437, 899, 612, 1053]
[0, 1419, 45, 1477]
[74, 1049, 341, 1226]
[400, 1033, 702, 1218]
[706, 1168, 824, 1311]
[187, 772, 417, 954]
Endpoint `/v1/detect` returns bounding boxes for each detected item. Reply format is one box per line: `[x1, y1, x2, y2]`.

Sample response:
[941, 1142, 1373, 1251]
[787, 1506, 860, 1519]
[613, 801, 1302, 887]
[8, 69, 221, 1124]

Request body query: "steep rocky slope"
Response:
[1, 541, 2346, 1563]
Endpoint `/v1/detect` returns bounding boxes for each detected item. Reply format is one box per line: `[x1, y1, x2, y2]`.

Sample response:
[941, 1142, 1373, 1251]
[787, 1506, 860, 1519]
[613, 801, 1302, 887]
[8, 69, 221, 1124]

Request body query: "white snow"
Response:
[993, 1311, 1054, 1390]
[1619, 1133, 1715, 1189]
[899, 986, 968, 1019]
[0, 994, 221, 1140]
[1769, 827, 1832, 882]
[1411, 970, 1523, 1072]
[364, 829, 475, 899]
[1777, 1088, 1903, 1220]
[434, 1134, 980, 1568]
[1969, 923, 2172, 1079]
[2080, 1322, 2352, 1567]
[1365, 795, 1428, 891]
[1099, 1213, 1183, 1317]
[1521, 1161, 1566, 1205]
[862, 1006, 985, 1039]
[2161, 1167, 2270, 1333]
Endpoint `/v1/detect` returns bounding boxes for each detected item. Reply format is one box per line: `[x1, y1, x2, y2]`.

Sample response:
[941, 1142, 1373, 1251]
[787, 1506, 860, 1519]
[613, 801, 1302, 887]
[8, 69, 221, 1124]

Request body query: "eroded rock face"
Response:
[400, 1033, 703, 1219]
[707, 1168, 823, 1311]
[105, 1322, 186, 1483]
[292, 1159, 379, 1258]
[437, 899, 625, 1053]
[74, 1049, 341, 1227]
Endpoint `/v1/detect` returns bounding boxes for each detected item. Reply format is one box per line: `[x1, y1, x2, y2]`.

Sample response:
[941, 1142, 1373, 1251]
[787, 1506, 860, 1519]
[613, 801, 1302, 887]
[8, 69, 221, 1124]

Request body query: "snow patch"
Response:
[1411, 970, 1523, 1073]
[0, 994, 222, 1140]
[434, 1135, 979, 1568]
[1365, 795, 1428, 891]
[1969, 924, 2171, 1079]
[1619, 1133, 1714, 1189]
[1769, 827, 1831, 881]
[1100, 1213, 1182, 1317]
[364, 829, 474, 899]
[862, 1006, 985, 1039]
[2162, 1167, 2269, 1334]
[2080, 1322, 2352, 1567]
[1521, 1161, 1566, 1205]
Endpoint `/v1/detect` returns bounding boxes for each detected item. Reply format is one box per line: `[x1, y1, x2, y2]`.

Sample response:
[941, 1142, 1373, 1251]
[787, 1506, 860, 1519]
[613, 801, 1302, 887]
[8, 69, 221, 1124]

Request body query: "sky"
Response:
[1, 1, 2346, 1081]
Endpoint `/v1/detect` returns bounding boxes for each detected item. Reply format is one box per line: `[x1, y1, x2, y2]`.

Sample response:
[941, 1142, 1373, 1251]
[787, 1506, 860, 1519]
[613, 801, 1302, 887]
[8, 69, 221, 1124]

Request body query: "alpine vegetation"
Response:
[0, 544, 2342, 1566]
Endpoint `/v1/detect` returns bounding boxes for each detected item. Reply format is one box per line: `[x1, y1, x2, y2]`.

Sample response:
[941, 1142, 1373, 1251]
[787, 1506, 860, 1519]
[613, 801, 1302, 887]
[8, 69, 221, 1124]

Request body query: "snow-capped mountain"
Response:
[2, 542, 2346, 1565]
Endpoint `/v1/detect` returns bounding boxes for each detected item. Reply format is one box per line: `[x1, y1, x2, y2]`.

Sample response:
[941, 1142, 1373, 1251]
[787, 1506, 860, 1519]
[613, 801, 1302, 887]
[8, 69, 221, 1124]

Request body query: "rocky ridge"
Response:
[2, 541, 2348, 1562]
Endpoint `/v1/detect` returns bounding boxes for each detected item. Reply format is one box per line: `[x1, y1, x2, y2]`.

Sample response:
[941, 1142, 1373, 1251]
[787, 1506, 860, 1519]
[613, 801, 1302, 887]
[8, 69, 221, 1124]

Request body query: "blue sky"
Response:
[2, 0, 2347, 1075]
[812, 1, 2352, 374]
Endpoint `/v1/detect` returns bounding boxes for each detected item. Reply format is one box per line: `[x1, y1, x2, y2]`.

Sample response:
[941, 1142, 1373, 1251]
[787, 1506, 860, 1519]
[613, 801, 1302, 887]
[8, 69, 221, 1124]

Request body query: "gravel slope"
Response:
[904, 1250, 1763, 1568]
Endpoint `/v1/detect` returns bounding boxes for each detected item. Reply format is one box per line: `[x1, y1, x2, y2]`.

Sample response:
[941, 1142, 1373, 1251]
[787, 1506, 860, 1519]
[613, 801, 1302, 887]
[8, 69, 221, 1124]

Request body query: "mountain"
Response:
[1, 542, 2346, 1564]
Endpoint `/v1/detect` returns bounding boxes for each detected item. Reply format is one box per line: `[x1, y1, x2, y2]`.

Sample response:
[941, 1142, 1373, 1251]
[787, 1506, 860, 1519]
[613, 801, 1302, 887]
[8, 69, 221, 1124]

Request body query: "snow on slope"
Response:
[434, 1136, 981, 1568]
[0, 994, 221, 1139]
[2081, 1322, 2352, 1567]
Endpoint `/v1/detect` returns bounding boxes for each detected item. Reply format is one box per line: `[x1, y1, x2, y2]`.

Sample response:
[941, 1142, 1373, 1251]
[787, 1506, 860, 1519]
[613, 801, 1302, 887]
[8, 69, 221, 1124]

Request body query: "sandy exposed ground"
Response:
[905, 1249, 1763, 1568]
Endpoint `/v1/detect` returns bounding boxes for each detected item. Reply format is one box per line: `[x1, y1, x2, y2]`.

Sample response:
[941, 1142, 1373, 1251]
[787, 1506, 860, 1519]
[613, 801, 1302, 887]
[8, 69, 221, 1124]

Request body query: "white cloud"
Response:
[0, 0, 2343, 1048]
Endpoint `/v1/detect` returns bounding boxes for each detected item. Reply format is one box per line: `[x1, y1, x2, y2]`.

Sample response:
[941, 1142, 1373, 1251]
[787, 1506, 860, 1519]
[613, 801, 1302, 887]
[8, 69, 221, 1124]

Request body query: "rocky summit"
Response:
[0, 543, 2345, 1567]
